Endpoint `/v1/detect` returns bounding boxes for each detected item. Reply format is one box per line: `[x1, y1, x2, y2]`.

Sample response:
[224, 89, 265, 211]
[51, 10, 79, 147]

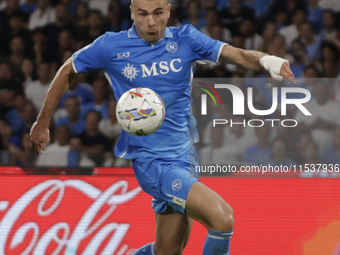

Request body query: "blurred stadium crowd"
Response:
[0, 0, 339, 169]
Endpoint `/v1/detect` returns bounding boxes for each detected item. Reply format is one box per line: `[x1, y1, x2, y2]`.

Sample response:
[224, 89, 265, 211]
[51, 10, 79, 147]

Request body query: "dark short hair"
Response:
[271, 136, 289, 152]
[85, 109, 102, 121]
[304, 64, 321, 77]
[321, 40, 340, 62]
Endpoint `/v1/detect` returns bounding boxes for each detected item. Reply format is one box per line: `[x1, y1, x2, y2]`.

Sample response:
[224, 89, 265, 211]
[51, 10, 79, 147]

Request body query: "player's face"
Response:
[131, 0, 170, 43]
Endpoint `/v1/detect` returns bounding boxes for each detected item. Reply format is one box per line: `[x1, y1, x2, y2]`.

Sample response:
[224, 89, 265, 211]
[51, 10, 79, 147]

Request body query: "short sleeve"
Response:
[72, 32, 112, 73]
[187, 24, 226, 63]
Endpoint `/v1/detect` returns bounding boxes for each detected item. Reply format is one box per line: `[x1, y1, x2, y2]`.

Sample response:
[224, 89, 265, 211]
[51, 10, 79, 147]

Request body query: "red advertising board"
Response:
[0, 175, 340, 255]
[0, 176, 155, 255]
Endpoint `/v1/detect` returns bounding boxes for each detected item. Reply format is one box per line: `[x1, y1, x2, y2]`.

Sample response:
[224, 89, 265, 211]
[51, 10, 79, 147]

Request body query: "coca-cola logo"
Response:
[0, 179, 143, 255]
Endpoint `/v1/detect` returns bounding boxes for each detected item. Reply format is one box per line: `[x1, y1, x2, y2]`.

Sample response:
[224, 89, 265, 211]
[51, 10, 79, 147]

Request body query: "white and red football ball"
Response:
[116, 88, 165, 136]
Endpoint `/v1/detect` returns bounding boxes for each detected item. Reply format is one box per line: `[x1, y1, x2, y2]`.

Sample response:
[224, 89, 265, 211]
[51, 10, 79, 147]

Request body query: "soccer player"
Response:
[30, 0, 295, 254]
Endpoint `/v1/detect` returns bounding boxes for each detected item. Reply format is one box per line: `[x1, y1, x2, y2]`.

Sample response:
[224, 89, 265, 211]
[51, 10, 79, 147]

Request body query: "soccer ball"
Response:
[116, 87, 166, 136]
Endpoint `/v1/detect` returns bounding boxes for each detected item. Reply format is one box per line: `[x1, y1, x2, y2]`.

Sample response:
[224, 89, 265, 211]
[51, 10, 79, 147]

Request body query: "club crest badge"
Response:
[166, 42, 178, 53]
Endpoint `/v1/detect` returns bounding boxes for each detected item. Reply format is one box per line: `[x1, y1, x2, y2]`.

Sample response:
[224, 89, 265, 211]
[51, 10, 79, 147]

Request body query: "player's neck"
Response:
[135, 28, 165, 45]
[143, 36, 164, 45]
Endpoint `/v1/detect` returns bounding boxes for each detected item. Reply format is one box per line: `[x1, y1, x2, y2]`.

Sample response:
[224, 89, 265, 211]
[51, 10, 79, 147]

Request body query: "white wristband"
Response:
[259, 55, 288, 81]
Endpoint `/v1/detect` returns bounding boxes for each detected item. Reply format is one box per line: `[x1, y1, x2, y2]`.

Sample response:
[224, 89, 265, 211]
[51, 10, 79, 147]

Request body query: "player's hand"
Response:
[30, 122, 50, 155]
[280, 61, 296, 84]
[260, 56, 296, 84]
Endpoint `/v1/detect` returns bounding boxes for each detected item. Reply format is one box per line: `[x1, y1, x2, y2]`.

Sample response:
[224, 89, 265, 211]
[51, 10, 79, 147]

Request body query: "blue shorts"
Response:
[132, 147, 199, 214]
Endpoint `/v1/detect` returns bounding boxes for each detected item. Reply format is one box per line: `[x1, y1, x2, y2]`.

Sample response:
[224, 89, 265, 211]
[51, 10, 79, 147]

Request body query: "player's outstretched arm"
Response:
[30, 57, 76, 155]
[219, 44, 296, 84]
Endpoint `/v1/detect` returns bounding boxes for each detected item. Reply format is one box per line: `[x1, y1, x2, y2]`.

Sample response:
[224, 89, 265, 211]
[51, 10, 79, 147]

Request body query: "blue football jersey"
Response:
[72, 24, 225, 159]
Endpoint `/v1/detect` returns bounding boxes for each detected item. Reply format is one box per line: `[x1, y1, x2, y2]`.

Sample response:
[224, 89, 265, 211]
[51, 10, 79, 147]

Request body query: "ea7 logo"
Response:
[117, 52, 130, 58]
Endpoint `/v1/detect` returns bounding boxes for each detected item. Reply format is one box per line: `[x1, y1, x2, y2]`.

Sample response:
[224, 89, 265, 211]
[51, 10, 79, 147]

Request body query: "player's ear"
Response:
[167, 3, 171, 18]
[130, 5, 134, 20]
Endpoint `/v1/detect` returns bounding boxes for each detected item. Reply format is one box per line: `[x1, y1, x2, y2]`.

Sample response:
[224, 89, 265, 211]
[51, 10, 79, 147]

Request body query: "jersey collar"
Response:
[127, 23, 173, 39]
